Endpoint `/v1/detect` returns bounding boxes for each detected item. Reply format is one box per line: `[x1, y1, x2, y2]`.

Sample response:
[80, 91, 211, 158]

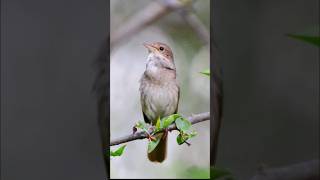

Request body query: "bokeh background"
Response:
[110, 0, 210, 179]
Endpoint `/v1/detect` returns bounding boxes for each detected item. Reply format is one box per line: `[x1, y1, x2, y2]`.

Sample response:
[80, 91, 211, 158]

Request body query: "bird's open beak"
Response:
[143, 42, 157, 53]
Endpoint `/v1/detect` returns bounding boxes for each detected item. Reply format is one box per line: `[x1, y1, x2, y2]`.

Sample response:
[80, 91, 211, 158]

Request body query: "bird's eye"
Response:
[159, 46, 164, 51]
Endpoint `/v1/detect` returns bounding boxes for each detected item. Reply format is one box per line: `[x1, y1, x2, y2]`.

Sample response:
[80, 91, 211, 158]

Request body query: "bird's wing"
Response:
[140, 88, 151, 124]
[142, 110, 151, 124]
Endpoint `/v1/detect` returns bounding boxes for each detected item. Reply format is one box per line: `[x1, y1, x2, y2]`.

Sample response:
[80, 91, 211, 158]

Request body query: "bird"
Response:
[139, 42, 180, 163]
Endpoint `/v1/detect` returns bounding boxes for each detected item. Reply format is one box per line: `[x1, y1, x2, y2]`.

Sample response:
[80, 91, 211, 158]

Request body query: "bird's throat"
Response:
[145, 53, 176, 81]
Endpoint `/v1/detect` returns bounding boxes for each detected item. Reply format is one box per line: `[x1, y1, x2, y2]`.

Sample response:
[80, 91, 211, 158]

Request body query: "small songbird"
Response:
[139, 42, 180, 163]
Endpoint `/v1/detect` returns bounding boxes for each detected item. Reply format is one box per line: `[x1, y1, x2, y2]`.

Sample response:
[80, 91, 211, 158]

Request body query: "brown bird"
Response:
[139, 42, 180, 163]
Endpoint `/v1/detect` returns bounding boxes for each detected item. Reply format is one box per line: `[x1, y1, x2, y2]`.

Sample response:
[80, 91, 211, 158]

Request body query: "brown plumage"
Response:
[139, 42, 179, 162]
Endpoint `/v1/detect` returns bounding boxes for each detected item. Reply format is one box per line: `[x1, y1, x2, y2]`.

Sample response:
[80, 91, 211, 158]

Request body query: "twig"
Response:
[110, 0, 192, 49]
[179, 8, 210, 45]
[110, 0, 189, 48]
[110, 112, 210, 146]
[250, 159, 319, 180]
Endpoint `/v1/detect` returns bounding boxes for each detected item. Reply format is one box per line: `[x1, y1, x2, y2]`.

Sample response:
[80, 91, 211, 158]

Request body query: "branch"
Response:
[179, 8, 210, 45]
[110, 112, 210, 146]
[250, 159, 319, 180]
[110, 0, 192, 49]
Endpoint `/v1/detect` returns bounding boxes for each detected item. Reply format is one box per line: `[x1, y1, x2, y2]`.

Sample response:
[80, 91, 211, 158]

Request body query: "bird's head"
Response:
[143, 42, 175, 71]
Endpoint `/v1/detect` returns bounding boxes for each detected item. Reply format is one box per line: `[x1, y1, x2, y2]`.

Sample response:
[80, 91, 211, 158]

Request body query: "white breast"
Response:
[141, 81, 179, 124]
[140, 53, 179, 124]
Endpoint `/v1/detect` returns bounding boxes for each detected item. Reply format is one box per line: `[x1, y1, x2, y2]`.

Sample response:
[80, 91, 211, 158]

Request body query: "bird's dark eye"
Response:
[159, 46, 164, 51]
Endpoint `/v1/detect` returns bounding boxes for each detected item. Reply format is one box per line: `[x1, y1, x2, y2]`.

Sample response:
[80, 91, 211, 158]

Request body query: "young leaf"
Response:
[189, 130, 197, 138]
[176, 132, 189, 145]
[200, 69, 210, 76]
[176, 134, 184, 145]
[287, 34, 320, 47]
[147, 136, 161, 153]
[135, 121, 147, 131]
[155, 116, 161, 131]
[175, 117, 191, 132]
[162, 114, 180, 128]
[110, 145, 126, 157]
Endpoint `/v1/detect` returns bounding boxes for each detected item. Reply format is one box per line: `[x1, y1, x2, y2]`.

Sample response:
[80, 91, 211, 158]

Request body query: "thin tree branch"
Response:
[250, 159, 319, 180]
[110, 112, 210, 146]
[110, 0, 192, 49]
[179, 8, 210, 45]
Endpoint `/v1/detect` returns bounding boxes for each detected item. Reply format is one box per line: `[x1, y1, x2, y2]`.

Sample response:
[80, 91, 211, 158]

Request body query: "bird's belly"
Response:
[143, 84, 178, 124]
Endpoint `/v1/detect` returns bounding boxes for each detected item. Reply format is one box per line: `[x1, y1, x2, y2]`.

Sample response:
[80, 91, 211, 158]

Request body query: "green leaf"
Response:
[176, 134, 184, 145]
[155, 116, 161, 131]
[200, 69, 210, 76]
[162, 114, 180, 128]
[110, 145, 126, 157]
[135, 121, 147, 131]
[175, 117, 191, 132]
[176, 132, 189, 145]
[287, 34, 320, 47]
[189, 130, 197, 138]
[147, 136, 161, 153]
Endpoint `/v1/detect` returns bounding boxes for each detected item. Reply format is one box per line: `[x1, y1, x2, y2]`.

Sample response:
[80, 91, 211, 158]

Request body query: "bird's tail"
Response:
[147, 133, 167, 163]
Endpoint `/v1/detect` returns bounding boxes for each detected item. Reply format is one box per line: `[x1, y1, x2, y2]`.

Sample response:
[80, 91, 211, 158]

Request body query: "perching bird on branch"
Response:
[139, 42, 180, 163]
